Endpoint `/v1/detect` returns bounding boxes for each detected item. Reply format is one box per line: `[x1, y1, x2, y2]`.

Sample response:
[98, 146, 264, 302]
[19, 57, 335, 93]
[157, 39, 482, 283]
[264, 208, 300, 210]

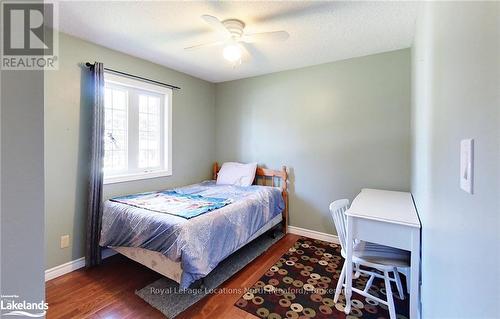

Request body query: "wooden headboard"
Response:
[212, 162, 289, 233]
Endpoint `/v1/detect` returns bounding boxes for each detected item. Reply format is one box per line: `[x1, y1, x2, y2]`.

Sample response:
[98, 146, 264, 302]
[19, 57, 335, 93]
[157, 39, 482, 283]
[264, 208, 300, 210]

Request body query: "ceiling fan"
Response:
[184, 15, 290, 66]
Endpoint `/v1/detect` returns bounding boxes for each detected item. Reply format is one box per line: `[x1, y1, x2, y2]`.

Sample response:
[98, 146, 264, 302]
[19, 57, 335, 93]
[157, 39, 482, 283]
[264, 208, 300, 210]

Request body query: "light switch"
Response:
[460, 139, 474, 194]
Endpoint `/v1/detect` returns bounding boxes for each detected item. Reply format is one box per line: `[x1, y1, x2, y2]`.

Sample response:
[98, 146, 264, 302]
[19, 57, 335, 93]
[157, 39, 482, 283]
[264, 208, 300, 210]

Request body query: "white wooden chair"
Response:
[329, 199, 410, 319]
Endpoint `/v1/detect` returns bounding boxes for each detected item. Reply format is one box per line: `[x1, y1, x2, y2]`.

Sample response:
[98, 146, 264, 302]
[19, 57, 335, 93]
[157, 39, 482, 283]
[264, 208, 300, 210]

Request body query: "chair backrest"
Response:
[329, 199, 350, 253]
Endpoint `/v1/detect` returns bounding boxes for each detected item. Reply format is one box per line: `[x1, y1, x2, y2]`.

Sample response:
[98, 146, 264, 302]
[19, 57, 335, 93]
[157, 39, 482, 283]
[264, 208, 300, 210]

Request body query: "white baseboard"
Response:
[288, 225, 339, 243]
[45, 248, 117, 281]
[45, 257, 85, 282]
[46, 227, 337, 282]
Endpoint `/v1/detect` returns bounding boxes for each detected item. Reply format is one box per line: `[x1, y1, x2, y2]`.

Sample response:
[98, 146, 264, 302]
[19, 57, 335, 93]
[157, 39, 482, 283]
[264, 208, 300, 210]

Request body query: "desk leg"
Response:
[344, 216, 354, 315]
[410, 229, 421, 319]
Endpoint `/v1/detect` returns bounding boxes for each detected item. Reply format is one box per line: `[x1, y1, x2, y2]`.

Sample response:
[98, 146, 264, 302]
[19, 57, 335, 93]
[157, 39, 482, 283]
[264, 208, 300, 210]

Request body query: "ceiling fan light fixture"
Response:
[187, 15, 289, 68]
[223, 44, 242, 65]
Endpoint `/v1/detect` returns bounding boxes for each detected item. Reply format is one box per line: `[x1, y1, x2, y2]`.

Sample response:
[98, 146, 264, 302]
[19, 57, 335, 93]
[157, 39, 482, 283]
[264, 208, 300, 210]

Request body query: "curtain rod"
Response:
[85, 62, 181, 90]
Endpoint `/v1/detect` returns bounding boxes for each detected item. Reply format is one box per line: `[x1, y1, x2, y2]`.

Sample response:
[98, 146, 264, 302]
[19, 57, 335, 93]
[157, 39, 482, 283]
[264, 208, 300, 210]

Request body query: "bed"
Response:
[99, 162, 288, 288]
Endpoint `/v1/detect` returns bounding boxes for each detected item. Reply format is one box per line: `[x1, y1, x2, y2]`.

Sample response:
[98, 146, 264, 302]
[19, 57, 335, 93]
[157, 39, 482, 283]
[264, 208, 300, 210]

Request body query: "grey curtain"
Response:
[85, 62, 105, 267]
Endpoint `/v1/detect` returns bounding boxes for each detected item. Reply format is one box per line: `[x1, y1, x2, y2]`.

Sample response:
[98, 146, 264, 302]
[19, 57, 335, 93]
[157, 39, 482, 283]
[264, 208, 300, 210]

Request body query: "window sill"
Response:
[103, 170, 172, 185]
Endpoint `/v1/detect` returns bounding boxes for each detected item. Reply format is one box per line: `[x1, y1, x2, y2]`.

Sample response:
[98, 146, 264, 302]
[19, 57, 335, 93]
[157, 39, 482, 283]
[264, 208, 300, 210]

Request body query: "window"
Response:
[103, 72, 172, 184]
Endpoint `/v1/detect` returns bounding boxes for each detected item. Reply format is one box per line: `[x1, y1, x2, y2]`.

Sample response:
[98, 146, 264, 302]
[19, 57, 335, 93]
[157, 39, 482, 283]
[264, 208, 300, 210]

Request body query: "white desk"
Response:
[345, 188, 421, 318]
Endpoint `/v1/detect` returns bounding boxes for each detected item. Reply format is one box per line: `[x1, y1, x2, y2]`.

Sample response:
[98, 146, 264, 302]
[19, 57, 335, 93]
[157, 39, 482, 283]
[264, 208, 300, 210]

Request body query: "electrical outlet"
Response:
[60, 235, 70, 249]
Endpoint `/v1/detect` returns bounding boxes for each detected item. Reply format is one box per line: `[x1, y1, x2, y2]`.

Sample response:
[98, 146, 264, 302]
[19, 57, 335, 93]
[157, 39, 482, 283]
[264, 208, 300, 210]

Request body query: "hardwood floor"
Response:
[46, 234, 300, 319]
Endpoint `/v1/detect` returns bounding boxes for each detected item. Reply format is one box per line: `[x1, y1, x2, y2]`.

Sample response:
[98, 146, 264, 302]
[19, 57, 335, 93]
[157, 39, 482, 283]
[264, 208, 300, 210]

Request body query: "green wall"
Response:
[45, 34, 412, 269]
[411, 2, 500, 317]
[214, 49, 411, 234]
[45, 33, 216, 268]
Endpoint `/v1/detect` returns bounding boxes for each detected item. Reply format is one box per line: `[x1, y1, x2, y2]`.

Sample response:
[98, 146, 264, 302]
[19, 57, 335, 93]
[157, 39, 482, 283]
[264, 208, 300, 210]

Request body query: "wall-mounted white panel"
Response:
[460, 138, 474, 194]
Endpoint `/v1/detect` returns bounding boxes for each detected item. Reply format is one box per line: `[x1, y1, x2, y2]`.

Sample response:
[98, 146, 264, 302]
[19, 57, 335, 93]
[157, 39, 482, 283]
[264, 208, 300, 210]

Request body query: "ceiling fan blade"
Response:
[240, 41, 272, 63]
[242, 31, 289, 43]
[239, 42, 252, 61]
[184, 40, 224, 50]
[201, 14, 231, 38]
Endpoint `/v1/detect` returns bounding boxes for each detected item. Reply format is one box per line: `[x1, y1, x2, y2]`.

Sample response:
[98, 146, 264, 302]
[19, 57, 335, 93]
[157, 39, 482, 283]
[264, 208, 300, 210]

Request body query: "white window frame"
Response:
[103, 72, 172, 184]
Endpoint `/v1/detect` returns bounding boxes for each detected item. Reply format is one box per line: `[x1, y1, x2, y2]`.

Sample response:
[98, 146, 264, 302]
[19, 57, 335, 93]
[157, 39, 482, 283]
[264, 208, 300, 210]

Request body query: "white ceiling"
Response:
[56, 1, 418, 83]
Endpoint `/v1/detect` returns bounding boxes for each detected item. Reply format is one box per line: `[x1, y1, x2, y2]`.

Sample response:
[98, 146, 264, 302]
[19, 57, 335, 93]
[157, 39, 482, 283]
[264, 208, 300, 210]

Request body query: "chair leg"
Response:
[405, 268, 411, 294]
[384, 270, 397, 319]
[393, 268, 405, 300]
[334, 262, 346, 303]
[364, 274, 375, 293]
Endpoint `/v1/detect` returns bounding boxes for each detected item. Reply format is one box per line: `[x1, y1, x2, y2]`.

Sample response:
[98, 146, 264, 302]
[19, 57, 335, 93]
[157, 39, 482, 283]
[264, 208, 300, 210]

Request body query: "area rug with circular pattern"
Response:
[235, 237, 409, 319]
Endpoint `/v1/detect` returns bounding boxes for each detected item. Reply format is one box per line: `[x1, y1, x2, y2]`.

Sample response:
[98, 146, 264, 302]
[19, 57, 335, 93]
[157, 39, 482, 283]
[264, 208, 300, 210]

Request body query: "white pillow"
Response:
[216, 162, 257, 187]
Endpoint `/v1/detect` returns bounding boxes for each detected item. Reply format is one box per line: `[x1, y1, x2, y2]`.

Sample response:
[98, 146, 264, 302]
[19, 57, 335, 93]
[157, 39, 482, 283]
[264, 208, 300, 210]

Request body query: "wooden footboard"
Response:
[212, 162, 289, 233]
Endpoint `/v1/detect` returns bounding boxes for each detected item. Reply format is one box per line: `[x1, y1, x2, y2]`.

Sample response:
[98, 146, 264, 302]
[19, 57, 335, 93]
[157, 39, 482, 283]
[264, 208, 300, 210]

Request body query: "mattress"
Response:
[112, 213, 283, 283]
[100, 180, 285, 288]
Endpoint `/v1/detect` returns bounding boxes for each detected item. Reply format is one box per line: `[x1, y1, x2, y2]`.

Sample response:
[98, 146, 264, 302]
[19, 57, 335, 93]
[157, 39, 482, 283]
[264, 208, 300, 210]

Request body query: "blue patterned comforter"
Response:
[110, 190, 231, 219]
[99, 181, 284, 288]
